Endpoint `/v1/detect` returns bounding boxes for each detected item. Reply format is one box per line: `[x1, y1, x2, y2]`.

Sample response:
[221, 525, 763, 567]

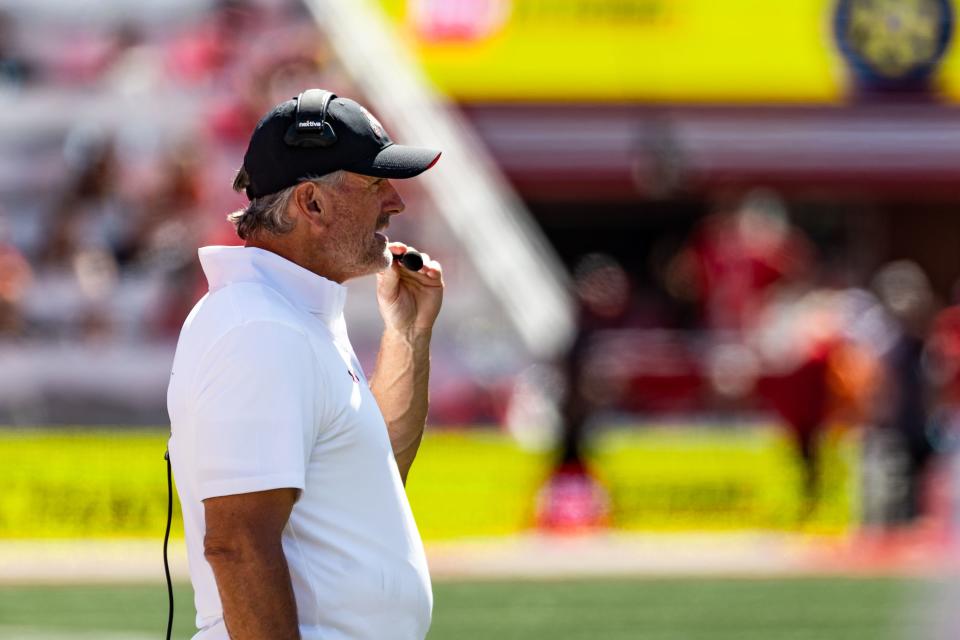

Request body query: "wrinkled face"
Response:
[316, 172, 405, 280]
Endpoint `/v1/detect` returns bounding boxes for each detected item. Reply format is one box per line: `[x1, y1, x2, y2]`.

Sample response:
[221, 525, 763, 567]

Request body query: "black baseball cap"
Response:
[239, 89, 441, 199]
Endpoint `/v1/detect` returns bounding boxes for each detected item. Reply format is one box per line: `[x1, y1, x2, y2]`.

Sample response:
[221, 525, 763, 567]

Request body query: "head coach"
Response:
[167, 89, 443, 640]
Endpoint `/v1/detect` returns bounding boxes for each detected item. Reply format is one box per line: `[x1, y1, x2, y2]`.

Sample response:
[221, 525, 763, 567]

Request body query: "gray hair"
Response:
[228, 169, 344, 240]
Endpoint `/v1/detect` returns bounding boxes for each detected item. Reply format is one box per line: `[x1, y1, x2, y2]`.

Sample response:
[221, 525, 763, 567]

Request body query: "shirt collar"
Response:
[198, 246, 347, 319]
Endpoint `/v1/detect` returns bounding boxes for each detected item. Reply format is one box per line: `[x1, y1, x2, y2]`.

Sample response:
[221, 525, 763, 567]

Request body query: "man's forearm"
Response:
[205, 538, 300, 639]
[370, 327, 431, 483]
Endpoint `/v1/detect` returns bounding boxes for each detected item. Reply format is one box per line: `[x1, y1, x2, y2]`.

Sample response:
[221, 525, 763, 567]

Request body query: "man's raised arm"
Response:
[370, 243, 443, 483]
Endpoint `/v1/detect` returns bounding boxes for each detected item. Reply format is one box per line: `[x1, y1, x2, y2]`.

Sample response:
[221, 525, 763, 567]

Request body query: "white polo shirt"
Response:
[167, 246, 432, 640]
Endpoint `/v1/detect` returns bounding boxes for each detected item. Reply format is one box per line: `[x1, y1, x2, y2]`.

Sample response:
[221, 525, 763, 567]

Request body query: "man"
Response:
[167, 89, 443, 640]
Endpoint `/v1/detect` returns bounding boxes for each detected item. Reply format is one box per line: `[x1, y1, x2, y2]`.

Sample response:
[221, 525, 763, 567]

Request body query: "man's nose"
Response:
[384, 180, 405, 215]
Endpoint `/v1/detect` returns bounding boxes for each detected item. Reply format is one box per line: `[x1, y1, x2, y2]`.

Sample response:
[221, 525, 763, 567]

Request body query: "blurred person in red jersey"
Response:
[536, 254, 631, 532]
[752, 285, 888, 521]
[754, 290, 835, 518]
[0, 215, 32, 336]
[921, 283, 960, 549]
[670, 189, 830, 518]
[667, 188, 813, 333]
[926, 286, 960, 450]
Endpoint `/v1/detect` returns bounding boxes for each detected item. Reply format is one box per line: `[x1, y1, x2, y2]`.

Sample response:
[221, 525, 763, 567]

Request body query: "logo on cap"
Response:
[359, 106, 385, 140]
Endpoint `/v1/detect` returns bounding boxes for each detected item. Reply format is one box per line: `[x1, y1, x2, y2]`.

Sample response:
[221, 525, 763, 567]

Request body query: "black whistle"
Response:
[394, 250, 423, 271]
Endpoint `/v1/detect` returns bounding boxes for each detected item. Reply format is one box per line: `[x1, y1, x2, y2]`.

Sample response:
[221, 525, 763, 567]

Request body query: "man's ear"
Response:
[293, 182, 325, 228]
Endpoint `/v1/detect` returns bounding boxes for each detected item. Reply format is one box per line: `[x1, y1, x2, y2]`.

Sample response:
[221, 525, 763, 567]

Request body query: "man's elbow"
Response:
[203, 533, 247, 566]
[204, 527, 285, 567]
[202, 488, 297, 568]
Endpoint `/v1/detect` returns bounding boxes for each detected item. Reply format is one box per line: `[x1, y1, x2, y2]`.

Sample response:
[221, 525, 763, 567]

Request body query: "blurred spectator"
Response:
[138, 138, 206, 255]
[25, 127, 138, 341]
[39, 128, 134, 269]
[0, 216, 32, 335]
[138, 139, 209, 337]
[536, 254, 628, 532]
[0, 10, 33, 88]
[560, 253, 633, 462]
[101, 23, 165, 95]
[868, 260, 939, 526]
[0, 0, 347, 348]
[0, 0, 393, 430]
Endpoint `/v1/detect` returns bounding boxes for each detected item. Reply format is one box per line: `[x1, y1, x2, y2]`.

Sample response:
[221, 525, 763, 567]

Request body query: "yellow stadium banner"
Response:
[378, 0, 960, 103]
[0, 427, 855, 539]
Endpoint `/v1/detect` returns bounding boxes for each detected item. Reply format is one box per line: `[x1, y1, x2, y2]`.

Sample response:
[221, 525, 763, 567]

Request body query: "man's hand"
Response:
[371, 242, 443, 483]
[203, 488, 300, 640]
[376, 242, 444, 336]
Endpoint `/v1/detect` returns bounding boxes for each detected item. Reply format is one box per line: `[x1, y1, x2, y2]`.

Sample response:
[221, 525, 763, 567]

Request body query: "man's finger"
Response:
[397, 260, 443, 285]
[423, 260, 443, 278]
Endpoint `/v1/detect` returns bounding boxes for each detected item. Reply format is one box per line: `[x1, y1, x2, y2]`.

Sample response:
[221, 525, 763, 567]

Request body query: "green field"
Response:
[0, 577, 929, 640]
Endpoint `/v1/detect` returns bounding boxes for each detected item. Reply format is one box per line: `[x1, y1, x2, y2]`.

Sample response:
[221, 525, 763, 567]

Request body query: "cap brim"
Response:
[345, 143, 441, 179]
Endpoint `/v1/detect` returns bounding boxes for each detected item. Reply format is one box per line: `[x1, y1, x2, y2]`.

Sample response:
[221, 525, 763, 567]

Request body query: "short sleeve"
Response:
[190, 321, 317, 501]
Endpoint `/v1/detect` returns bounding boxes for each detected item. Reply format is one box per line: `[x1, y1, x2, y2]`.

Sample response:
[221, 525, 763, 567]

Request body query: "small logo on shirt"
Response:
[347, 369, 360, 384]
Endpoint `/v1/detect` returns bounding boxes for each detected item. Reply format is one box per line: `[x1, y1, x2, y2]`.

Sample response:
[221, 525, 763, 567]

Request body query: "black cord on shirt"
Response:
[164, 450, 174, 640]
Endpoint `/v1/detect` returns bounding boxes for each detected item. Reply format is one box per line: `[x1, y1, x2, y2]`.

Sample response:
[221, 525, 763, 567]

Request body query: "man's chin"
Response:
[338, 249, 393, 282]
[376, 246, 393, 271]
[353, 248, 392, 279]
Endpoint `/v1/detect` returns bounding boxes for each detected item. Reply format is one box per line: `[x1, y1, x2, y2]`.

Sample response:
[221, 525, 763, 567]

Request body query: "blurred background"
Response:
[2, 0, 960, 638]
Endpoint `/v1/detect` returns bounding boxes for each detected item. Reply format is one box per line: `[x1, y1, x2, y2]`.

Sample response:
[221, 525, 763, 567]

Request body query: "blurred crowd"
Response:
[534, 190, 960, 529]
[0, 0, 354, 343]
[0, 0, 517, 427]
